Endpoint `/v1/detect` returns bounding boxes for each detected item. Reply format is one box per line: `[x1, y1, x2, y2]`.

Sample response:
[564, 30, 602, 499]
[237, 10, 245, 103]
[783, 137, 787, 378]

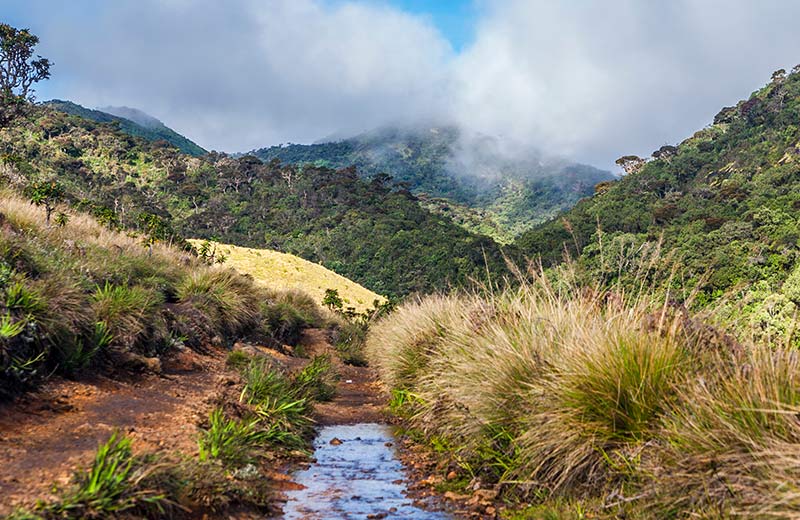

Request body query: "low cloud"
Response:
[14, 0, 800, 167]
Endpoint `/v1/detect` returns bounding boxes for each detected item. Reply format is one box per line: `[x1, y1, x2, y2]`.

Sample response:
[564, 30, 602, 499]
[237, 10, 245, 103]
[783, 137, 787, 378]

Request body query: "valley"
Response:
[1, 11, 800, 520]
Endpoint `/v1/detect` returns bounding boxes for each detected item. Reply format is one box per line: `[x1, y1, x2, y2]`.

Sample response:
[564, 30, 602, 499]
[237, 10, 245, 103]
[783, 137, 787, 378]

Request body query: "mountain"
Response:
[515, 68, 800, 342]
[44, 100, 207, 156]
[0, 106, 512, 297]
[248, 125, 613, 242]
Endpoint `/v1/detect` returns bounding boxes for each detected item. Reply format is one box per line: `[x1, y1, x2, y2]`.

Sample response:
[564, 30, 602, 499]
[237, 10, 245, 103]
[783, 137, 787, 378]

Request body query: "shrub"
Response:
[262, 301, 309, 346]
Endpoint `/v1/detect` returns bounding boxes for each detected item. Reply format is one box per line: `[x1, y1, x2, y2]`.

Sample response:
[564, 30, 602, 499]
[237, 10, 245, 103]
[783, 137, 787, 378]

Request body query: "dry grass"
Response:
[188, 239, 384, 313]
[0, 191, 326, 398]
[367, 266, 800, 517]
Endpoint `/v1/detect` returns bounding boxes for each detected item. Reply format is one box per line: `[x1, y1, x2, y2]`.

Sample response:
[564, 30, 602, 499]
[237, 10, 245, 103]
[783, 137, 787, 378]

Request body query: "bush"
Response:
[92, 282, 161, 352]
[367, 275, 699, 503]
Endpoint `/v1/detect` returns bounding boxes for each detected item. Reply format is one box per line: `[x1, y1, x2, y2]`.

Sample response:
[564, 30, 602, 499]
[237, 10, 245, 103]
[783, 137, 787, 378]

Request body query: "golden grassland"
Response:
[188, 239, 385, 313]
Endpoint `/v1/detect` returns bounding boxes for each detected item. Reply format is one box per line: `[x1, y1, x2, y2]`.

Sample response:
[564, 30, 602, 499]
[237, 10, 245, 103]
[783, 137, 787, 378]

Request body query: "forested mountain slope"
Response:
[250, 126, 613, 241]
[0, 106, 512, 297]
[515, 68, 800, 340]
[45, 100, 207, 156]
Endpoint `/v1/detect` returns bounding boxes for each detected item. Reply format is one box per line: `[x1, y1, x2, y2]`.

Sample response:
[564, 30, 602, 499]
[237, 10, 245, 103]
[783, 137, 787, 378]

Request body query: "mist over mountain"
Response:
[250, 124, 613, 241]
[44, 100, 206, 156]
[99, 105, 164, 130]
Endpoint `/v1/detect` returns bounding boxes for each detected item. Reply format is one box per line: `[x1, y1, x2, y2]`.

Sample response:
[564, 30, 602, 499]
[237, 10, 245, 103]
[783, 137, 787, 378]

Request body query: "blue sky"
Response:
[387, 0, 477, 51]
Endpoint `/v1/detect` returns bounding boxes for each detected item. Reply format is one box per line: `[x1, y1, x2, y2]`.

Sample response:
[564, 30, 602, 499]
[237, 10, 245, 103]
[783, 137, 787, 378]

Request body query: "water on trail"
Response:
[283, 423, 450, 519]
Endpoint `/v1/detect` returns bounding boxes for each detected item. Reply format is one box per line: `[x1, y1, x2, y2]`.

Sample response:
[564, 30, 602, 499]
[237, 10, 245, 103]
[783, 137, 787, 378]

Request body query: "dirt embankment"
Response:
[0, 347, 226, 515]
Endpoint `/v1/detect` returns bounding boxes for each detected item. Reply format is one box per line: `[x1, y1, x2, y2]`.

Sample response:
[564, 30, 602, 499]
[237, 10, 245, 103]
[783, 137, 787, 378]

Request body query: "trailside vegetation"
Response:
[515, 67, 800, 345]
[367, 263, 800, 518]
[0, 192, 323, 400]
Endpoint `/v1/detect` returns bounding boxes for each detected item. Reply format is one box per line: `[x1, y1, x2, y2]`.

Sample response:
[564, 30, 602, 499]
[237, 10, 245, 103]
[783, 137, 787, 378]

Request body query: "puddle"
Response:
[283, 423, 450, 519]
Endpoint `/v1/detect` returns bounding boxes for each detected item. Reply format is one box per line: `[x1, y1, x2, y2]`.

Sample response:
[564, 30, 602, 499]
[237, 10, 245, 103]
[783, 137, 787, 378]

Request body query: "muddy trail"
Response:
[282, 330, 452, 519]
[0, 329, 492, 518]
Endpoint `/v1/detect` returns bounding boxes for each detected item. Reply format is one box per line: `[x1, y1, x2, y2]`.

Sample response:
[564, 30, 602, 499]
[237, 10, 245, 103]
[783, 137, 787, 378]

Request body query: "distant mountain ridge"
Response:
[248, 125, 613, 241]
[44, 100, 206, 156]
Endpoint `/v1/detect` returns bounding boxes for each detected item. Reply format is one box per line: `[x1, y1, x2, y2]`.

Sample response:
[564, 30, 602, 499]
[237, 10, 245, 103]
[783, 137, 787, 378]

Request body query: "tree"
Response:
[615, 155, 646, 175]
[322, 288, 344, 311]
[0, 24, 51, 127]
[28, 180, 64, 226]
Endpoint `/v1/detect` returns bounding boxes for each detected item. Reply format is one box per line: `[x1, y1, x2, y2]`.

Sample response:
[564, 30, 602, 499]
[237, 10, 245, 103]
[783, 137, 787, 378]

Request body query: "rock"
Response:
[444, 491, 471, 501]
[330, 437, 343, 445]
[233, 463, 261, 481]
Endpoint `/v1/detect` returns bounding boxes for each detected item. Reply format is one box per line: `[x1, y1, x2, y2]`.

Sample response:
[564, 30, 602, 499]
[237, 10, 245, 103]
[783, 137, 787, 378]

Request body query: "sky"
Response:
[4, 0, 800, 169]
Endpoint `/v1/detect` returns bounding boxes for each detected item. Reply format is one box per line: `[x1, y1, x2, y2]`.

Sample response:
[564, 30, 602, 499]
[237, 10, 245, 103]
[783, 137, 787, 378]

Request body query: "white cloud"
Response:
[17, 0, 800, 166]
[449, 0, 800, 166]
[31, 0, 452, 151]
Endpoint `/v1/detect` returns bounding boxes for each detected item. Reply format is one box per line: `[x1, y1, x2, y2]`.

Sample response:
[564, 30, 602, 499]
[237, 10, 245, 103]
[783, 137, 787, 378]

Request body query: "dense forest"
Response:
[0, 107, 512, 297]
[515, 68, 800, 342]
[250, 125, 613, 242]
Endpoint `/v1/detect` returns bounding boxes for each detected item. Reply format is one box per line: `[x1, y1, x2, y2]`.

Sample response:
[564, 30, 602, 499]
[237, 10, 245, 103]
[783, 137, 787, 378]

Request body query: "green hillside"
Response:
[515, 68, 800, 342]
[249, 126, 613, 241]
[45, 99, 207, 156]
[0, 106, 512, 298]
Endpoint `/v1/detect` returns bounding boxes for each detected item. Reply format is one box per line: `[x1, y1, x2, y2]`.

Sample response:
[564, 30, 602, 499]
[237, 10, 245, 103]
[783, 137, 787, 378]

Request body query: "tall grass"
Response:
[0, 191, 327, 399]
[366, 267, 800, 516]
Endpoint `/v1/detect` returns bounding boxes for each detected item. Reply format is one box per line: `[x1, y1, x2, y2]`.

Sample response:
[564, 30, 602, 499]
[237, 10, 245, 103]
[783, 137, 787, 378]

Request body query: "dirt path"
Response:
[298, 329, 386, 426]
[0, 348, 234, 515]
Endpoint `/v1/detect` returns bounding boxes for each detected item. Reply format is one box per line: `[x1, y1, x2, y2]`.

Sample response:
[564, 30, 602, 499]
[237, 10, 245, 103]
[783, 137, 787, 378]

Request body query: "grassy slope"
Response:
[0, 190, 324, 399]
[188, 240, 384, 313]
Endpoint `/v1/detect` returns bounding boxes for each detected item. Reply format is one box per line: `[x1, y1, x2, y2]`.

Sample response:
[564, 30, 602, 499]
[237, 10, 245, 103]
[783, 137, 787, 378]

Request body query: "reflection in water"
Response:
[283, 423, 449, 519]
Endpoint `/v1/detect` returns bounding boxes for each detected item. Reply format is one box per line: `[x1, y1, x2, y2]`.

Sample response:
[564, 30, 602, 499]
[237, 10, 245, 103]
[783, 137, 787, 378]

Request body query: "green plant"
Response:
[37, 431, 168, 517]
[0, 312, 24, 338]
[292, 354, 337, 401]
[92, 282, 159, 350]
[226, 349, 251, 369]
[323, 288, 344, 310]
[197, 408, 269, 465]
[177, 269, 260, 337]
[27, 180, 64, 225]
